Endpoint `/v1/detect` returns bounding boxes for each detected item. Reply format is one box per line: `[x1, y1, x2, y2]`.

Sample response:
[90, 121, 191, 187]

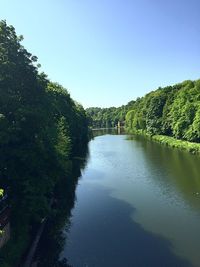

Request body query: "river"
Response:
[61, 130, 200, 267]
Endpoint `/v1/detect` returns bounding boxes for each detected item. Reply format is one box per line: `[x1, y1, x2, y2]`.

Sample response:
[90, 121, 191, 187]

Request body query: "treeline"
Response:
[86, 101, 134, 128]
[0, 20, 89, 266]
[87, 78, 200, 146]
[126, 79, 200, 142]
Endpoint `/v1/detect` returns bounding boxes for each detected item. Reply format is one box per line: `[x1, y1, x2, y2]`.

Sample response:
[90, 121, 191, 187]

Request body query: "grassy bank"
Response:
[127, 129, 200, 155]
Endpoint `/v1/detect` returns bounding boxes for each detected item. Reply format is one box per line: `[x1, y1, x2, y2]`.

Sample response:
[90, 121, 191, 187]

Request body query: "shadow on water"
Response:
[34, 144, 89, 267]
[35, 133, 198, 267]
[63, 186, 193, 267]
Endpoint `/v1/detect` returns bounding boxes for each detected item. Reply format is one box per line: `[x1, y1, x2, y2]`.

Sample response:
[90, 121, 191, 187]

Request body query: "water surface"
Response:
[62, 132, 200, 267]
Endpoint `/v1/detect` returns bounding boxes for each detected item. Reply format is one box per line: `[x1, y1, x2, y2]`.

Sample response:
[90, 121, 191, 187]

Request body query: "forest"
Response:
[88, 79, 200, 152]
[125, 80, 200, 141]
[0, 20, 89, 266]
[86, 100, 135, 128]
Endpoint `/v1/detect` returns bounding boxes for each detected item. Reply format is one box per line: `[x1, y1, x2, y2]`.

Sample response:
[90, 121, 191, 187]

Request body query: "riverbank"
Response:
[62, 132, 200, 267]
[127, 129, 200, 155]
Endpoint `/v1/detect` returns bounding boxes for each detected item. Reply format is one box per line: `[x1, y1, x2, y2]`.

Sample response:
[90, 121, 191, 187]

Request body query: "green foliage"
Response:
[152, 135, 200, 154]
[0, 20, 89, 266]
[0, 189, 3, 197]
[86, 101, 135, 129]
[55, 117, 72, 160]
[0, 225, 30, 267]
[126, 79, 200, 147]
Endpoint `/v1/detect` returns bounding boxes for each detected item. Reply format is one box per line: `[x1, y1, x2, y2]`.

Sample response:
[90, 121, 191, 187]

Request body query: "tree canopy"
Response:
[0, 20, 89, 266]
[125, 80, 200, 143]
[86, 101, 135, 129]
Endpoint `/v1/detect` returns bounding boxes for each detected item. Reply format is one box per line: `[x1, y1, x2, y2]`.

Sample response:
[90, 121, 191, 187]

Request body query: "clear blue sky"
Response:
[1, 0, 200, 107]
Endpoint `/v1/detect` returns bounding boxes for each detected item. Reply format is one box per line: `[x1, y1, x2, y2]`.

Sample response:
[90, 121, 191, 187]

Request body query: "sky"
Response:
[1, 0, 200, 107]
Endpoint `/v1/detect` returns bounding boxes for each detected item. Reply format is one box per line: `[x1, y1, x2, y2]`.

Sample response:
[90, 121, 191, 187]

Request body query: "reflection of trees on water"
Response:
[128, 134, 200, 210]
[34, 143, 89, 267]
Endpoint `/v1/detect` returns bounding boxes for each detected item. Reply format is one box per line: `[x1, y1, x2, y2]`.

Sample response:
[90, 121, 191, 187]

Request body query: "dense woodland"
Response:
[125, 80, 200, 143]
[86, 101, 134, 128]
[0, 21, 89, 266]
[87, 79, 200, 146]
